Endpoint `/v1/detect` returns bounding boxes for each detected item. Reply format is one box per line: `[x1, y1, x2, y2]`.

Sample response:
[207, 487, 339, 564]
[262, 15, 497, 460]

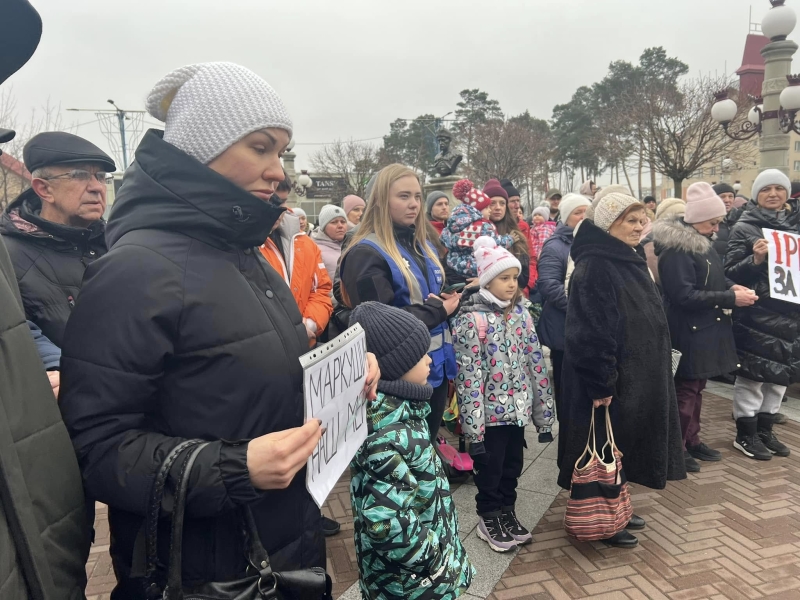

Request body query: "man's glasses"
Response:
[40, 169, 110, 183]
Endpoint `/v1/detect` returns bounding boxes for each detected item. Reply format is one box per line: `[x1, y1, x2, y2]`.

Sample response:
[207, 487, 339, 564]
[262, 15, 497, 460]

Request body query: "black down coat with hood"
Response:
[59, 130, 324, 598]
[724, 200, 800, 385]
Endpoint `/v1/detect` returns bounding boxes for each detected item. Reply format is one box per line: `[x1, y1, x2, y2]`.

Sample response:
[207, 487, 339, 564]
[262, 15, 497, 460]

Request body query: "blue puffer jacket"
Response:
[536, 224, 574, 351]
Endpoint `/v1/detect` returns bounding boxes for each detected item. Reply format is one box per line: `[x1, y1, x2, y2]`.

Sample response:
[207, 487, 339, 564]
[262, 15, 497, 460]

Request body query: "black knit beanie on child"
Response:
[350, 302, 433, 400]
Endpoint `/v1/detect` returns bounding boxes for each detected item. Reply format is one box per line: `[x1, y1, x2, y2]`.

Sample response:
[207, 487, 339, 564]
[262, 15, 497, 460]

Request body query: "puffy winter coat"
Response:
[724, 201, 800, 385]
[536, 224, 574, 351]
[350, 390, 474, 600]
[451, 290, 554, 442]
[0, 190, 107, 347]
[654, 218, 739, 380]
[440, 204, 512, 278]
[311, 228, 343, 281]
[59, 130, 324, 598]
[558, 219, 686, 491]
[260, 213, 332, 337]
[1, 234, 91, 600]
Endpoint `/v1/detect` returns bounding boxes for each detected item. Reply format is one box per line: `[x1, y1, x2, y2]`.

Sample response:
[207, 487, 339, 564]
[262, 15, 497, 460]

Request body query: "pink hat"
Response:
[684, 182, 726, 224]
[473, 236, 521, 288]
[453, 178, 491, 212]
[482, 178, 508, 201]
[343, 194, 365, 215]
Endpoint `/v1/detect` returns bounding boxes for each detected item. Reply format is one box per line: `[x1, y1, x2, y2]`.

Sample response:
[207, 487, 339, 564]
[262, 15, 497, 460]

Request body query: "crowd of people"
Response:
[3, 10, 800, 598]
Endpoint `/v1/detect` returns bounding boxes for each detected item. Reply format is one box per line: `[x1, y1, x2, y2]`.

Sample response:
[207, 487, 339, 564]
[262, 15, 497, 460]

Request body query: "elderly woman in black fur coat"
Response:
[654, 182, 756, 475]
[558, 193, 686, 550]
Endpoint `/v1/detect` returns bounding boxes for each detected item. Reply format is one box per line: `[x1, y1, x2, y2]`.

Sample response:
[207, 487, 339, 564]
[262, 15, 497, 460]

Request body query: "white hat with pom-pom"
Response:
[473, 236, 521, 288]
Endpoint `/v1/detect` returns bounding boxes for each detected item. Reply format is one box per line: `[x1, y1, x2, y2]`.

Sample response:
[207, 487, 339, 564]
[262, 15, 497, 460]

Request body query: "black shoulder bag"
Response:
[144, 440, 333, 600]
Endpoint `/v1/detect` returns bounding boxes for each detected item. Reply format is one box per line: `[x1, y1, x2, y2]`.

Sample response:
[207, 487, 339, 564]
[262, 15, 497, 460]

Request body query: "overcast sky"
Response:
[3, 0, 795, 173]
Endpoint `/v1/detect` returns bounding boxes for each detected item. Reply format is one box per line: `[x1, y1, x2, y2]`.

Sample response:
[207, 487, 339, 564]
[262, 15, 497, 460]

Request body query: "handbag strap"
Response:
[573, 407, 598, 469]
[144, 439, 204, 584]
[163, 441, 210, 600]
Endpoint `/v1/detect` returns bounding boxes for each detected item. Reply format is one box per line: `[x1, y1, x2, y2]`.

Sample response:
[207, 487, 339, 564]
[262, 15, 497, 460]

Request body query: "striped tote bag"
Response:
[563, 406, 633, 542]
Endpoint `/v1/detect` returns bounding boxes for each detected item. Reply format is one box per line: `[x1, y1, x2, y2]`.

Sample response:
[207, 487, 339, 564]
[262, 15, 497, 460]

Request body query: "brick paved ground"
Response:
[490, 390, 800, 600]
[87, 388, 800, 599]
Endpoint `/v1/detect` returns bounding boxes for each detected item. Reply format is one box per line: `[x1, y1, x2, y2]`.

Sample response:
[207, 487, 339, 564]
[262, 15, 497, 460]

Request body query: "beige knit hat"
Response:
[655, 198, 686, 221]
[594, 192, 642, 232]
[587, 184, 630, 220]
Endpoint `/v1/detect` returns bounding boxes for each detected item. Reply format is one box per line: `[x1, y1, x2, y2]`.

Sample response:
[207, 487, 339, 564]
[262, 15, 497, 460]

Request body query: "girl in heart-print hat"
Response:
[450, 236, 555, 553]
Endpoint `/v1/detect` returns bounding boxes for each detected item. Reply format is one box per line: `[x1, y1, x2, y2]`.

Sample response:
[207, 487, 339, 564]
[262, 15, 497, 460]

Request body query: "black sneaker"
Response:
[735, 416, 772, 461]
[686, 442, 722, 462]
[501, 508, 532, 545]
[734, 434, 773, 460]
[321, 516, 341, 537]
[477, 515, 518, 552]
[684, 450, 701, 472]
[757, 413, 791, 457]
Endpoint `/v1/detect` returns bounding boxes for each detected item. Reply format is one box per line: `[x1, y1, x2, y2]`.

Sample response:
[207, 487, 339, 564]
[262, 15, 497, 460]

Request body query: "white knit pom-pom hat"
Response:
[145, 62, 293, 165]
[473, 236, 521, 288]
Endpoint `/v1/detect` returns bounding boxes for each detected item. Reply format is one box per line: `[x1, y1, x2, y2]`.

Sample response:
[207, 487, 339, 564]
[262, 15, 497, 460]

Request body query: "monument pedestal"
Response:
[426, 175, 461, 208]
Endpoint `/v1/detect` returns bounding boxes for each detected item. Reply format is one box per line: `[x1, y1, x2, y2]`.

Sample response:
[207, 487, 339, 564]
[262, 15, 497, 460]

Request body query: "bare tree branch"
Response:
[310, 139, 380, 199]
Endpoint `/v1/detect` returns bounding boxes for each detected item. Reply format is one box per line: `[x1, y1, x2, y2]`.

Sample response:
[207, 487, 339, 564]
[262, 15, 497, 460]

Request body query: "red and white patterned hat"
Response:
[453, 178, 491, 212]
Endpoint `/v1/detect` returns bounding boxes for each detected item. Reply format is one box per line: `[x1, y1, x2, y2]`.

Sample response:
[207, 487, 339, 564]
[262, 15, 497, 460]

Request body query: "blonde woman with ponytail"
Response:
[341, 164, 460, 440]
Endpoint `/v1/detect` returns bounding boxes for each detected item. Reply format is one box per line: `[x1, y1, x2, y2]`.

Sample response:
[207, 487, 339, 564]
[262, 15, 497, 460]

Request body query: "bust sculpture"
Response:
[432, 128, 463, 177]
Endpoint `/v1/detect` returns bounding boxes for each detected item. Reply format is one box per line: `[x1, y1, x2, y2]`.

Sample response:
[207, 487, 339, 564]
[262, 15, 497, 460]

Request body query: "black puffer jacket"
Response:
[654, 218, 739, 380]
[724, 201, 800, 385]
[59, 130, 324, 598]
[0, 189, 106, 347]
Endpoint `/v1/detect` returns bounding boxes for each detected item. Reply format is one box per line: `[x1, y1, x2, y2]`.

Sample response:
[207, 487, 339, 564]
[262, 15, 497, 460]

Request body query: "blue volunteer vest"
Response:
[356, 235, 457, 388]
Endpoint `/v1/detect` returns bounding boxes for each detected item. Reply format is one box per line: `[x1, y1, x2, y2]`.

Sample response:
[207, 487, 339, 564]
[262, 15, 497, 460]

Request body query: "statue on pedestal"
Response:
[432, 128, 463, 177]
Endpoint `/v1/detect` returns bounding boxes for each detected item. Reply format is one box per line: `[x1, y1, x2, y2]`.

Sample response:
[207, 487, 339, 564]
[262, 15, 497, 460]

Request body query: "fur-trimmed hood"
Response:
[652, 217, 712, 257]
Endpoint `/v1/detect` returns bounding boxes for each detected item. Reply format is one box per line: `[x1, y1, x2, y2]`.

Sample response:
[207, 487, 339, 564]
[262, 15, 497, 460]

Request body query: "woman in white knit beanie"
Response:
[59, 62, 379, 596]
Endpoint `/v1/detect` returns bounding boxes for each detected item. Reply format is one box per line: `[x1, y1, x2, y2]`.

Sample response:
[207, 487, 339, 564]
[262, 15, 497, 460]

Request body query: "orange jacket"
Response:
[260, 214, 333, 339]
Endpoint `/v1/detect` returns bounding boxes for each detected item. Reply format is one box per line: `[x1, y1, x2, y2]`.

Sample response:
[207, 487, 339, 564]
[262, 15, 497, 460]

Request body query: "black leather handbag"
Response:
[144, 439, 333, 600]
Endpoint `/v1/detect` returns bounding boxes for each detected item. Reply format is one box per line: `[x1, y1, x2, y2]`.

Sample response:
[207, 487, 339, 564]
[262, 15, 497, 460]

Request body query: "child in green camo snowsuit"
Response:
[349, 302, 474, 600]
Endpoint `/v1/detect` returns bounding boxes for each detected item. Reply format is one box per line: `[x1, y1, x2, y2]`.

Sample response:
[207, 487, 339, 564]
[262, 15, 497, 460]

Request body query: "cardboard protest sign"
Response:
[765, 228, 800, 305]
[301, 324, 368, 507]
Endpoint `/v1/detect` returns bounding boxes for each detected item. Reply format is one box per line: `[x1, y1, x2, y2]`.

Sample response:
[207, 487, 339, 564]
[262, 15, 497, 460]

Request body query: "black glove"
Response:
[538, 431, 554, 444]
[469, 441, 486, 456]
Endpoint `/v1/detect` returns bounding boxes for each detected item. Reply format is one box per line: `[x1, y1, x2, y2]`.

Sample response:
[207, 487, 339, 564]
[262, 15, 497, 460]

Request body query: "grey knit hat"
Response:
[593, 192, 642, 232]
[426, 191, 449, 217]
[532, 206, 550, 220]
[752, 168, 791, 201]
[146, 62, 293, 165]
[350, 302, 430, 382]
[318, 204, 346, 231]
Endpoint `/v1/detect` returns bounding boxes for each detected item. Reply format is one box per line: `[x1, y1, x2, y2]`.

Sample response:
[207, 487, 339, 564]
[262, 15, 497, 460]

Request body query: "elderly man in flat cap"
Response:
[0, 131, 115, 350]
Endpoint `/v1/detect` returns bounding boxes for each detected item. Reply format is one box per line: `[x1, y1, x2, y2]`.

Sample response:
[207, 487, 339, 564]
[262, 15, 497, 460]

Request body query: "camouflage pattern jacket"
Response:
[350, 390, 475, 600]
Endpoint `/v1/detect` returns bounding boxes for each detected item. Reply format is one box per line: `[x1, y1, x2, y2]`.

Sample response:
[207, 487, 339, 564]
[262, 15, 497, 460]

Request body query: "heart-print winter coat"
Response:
[451, 290, 555, 442]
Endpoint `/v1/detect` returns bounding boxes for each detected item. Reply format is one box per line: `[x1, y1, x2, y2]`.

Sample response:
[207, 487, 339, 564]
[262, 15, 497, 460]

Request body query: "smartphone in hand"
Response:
[441, 282, 466, 294]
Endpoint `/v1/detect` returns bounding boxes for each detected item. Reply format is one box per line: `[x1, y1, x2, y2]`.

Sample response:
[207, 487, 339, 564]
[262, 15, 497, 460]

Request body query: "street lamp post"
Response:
[712, 0, 799, 176]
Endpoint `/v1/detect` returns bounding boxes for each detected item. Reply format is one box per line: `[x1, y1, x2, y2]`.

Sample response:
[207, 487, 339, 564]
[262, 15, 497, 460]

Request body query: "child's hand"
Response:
[364, 352, 379, 400]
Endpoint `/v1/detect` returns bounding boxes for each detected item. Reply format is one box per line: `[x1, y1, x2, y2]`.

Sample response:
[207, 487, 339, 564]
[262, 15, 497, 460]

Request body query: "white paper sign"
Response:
[765, 227, 800, 304]
[301, 324, 368, 507]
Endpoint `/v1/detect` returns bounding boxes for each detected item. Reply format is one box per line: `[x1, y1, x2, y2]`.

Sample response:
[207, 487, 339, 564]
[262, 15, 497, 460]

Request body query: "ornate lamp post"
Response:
[295, 170, 313, 196]
[712, 0, 799, 176]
